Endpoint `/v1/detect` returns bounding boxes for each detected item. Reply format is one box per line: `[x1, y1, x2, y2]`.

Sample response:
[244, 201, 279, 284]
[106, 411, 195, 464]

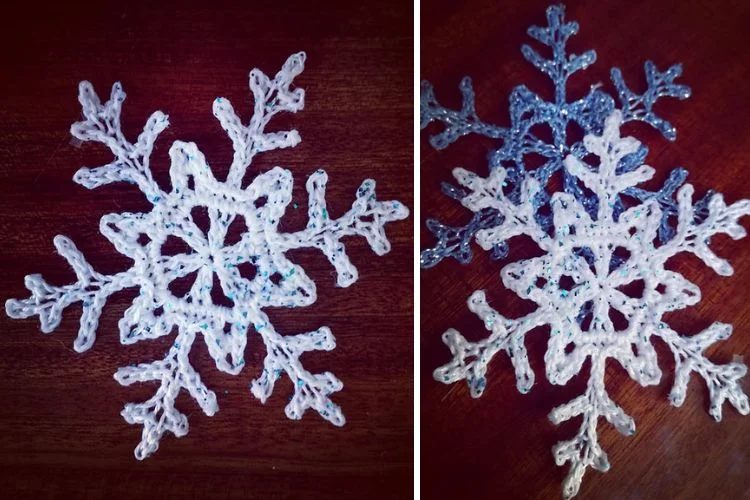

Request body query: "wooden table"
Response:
[0, 1, 413, 498]
[421, 1, 750, 498]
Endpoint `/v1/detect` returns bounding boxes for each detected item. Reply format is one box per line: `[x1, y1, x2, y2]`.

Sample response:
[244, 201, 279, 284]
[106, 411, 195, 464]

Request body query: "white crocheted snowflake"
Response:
[5, 52, 408, 460]
[434, 110, 749, 498]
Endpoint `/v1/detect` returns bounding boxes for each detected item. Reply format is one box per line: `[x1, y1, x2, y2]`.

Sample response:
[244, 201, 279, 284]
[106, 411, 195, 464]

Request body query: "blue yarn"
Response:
[421, 4, 711, 269]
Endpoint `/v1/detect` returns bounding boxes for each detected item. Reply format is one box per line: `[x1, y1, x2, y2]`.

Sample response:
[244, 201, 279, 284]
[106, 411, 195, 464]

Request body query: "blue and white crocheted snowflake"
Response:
[424, 5, 749, 498]
[6, 52, 408, 459]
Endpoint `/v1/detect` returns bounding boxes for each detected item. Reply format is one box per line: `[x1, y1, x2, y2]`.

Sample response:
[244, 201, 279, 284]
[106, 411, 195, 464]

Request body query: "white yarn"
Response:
[5, 52, 409, 460]
[434, 110, 750, 498]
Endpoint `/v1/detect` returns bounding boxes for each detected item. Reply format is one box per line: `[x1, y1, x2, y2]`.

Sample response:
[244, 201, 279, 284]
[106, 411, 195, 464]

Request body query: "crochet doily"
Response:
[423, 5, 749, 498]
[6, 52, 408, 460]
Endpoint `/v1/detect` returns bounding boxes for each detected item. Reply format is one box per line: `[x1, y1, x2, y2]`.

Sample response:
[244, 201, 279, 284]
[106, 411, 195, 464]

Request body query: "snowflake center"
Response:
[207, 250, 221, 266]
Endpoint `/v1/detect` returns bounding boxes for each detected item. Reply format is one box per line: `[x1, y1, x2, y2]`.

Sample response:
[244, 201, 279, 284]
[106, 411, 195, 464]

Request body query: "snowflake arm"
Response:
[114, 329, 218, 460]
[622, 167, 715, 243]
[420, 209, 507, 268]
[433, 290, 546, 397]
[275, 170, 409, 287]
[70, 80, 167, 199]
[654, 182, 750, 275]
[214, 52, 306, 187]
[249, 315, 345, 426]
[420, 77, 507, 150]
[548, 354, 635, 499]
[519, 4, 596, 103]
[563, 111, 656, 220]
[657, 323, 749, 421]
[5, 236, 137, 352]
[450, 166, 550, 250]
[611, 61, 692, 140]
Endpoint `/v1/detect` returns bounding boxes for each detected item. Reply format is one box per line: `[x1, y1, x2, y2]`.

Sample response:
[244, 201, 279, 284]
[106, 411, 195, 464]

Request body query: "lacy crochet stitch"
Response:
[6, 52, 409, 460]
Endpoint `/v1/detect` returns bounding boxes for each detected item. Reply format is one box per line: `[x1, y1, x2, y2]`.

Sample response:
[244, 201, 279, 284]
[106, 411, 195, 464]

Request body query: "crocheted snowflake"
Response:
[433, 110, 750, 497]
[5, 52, 408, 460]
[420, 4, 705, 269]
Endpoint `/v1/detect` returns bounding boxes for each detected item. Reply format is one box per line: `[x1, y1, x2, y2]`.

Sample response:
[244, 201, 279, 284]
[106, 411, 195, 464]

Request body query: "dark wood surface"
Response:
[0, 1, 413, 498]
[421, 1, 750, 499]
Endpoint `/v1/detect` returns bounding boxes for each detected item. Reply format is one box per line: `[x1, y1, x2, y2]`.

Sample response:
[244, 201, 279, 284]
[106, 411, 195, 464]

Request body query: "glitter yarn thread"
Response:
[5, 52, 409, 460]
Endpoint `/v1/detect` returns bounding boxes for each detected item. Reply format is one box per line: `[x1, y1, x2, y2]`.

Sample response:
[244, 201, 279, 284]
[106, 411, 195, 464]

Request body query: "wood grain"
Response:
[0, 1, 413, 498]
[421, 1, 750, 499]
